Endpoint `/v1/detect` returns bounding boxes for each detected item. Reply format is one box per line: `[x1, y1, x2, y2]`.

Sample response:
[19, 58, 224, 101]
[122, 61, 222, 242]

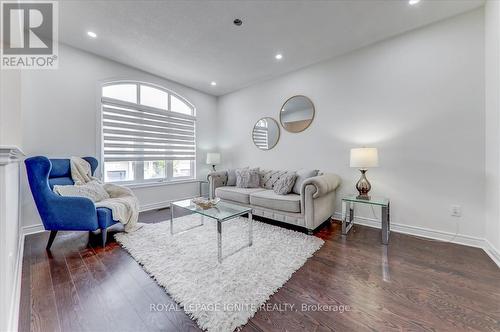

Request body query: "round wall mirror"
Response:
[252, 117, 280, 150]
[280, 95, 315, 133]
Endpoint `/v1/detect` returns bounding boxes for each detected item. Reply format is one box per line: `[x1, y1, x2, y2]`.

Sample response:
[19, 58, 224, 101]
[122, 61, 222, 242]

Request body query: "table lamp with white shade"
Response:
[206, 152, 221, 172]
[350, 147, 379, 200]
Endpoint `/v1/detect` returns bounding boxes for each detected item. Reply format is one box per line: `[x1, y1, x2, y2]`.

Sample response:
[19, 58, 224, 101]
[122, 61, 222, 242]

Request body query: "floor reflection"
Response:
[381, 245, 390, 282]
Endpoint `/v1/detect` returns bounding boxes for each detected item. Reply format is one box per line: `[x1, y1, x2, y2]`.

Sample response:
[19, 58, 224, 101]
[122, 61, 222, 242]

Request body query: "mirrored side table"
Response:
[341, 195, 390, 244]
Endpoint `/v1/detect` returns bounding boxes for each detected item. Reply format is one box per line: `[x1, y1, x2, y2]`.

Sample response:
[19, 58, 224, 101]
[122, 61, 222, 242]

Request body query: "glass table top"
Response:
[342, 195, 389, 207]
[172, 198, 251, 221]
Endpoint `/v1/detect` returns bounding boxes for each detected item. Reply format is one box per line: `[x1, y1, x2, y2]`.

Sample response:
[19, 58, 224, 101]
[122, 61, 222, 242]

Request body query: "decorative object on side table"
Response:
[341, 195, 390, 244]
[350, 147, 378, 199]
[206, 152, 221, 171]
[192, 197, 220, 210]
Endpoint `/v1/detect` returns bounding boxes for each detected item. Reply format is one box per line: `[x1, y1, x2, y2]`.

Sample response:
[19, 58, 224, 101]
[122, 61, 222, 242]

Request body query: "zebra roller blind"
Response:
[101, 85, 196, 164]
[252, 126, 269, 150]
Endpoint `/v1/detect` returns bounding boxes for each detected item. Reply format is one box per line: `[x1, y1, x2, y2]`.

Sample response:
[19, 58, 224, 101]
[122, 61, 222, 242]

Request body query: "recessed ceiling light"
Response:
[275, 53, 283, 60]
[87, 31, 97, 38]
[210, 81, 217, 86]
[408, 0, 420, 5]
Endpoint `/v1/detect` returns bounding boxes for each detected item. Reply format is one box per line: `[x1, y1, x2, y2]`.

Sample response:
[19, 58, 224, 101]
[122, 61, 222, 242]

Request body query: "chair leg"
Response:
[46, 230, 58, 250]
[101, 228, 107, 247]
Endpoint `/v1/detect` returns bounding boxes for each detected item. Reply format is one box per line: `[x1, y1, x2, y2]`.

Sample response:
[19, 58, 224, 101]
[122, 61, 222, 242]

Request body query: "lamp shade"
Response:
[350, 148, 379, 169]
[206, 152, 221, 165]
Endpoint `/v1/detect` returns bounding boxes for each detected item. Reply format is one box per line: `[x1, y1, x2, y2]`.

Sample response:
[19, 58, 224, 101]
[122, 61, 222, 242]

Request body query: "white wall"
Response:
[485, 0, 500, 255]
[20, 44, 218, 227]
[218, 10, 486, 240]
[0, 70, 22, 146]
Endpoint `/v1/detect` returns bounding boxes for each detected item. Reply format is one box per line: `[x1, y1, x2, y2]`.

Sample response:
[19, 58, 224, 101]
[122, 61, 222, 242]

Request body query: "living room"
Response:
[1, 0, 499, 331]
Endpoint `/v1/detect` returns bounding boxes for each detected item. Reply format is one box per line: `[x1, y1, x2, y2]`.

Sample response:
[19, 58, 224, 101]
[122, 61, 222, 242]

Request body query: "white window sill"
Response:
[109, 179, 206, 189]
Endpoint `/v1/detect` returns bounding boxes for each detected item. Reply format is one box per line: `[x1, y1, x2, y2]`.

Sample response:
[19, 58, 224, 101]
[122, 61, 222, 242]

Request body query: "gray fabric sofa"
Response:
[207, 170, 341, 233]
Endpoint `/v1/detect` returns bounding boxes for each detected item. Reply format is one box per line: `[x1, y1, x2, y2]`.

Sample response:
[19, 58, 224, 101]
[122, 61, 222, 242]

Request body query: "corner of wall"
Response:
[484, 0, 500, 254]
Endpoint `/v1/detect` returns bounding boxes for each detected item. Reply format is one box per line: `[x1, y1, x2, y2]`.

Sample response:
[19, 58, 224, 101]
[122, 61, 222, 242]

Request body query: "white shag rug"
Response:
[115, 214, 324, 332]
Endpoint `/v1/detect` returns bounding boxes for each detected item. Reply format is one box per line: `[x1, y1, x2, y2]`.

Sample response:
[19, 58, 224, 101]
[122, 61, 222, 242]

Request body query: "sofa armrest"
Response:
[207, 171, 228, 198]
[301, 173, 341, 231]
[302, 173, 341, 199]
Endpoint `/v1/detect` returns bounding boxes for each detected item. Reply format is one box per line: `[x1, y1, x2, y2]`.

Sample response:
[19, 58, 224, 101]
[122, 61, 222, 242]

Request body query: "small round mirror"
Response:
[280, 95, 315, 133]
[252, 117, 280, 150]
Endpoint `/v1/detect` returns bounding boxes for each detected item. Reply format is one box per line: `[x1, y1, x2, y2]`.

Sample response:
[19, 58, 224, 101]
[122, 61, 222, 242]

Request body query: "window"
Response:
[101, 82, 196, 184]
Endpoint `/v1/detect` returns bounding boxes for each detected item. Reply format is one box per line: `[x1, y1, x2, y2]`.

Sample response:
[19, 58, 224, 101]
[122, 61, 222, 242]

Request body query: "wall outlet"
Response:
[450, 205, 462, 217]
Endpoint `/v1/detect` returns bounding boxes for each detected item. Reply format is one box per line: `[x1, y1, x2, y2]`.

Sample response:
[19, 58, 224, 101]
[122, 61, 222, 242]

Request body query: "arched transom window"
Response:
[101, 82, 196, 184]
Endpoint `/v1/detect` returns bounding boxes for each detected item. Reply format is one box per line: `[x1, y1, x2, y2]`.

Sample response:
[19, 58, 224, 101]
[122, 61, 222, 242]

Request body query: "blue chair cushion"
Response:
[49, 159, 72, 177]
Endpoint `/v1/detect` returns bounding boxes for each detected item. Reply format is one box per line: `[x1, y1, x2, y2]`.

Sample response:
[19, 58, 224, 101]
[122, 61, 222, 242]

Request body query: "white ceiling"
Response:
[59, 0, 484, 96]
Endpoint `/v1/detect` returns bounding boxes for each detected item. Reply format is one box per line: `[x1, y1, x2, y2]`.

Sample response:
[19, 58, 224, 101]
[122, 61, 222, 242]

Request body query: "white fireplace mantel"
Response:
[0, 146, 25, 165]
[0, 145, 24, 332]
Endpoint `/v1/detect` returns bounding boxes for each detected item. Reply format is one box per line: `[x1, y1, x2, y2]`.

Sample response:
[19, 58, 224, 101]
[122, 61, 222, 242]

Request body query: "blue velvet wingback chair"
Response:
[25, 156, 119, 249]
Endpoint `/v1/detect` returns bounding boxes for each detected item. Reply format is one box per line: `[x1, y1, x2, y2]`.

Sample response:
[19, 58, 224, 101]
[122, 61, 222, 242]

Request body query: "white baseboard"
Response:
[333, 212, 499, 268]
[7, 230, 24, 332]
[483, 239, 500, 268]
[8, 224, 46, 332]
[22, 223, 45, 236]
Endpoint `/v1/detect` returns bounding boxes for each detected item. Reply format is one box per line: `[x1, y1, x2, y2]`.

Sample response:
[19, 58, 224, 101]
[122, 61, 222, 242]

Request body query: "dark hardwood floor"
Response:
[19, 209, 500, 332]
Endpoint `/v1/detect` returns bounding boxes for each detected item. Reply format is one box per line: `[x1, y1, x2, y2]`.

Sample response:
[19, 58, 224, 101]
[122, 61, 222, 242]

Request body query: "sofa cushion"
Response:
[215, 186, 265, 204]
[292, 169, 319, 194]
[250, 190, 301, 213]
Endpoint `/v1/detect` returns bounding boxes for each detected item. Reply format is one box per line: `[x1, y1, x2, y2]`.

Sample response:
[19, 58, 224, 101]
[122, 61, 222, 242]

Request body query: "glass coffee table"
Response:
[170, 198, 253, 263]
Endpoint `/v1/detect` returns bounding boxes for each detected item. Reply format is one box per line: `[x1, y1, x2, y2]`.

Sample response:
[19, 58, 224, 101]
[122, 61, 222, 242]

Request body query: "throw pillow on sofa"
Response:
[227, 169, 238, 186]
[273, 172, 298, 195]
[292, 169, 319, 194]
[260, 169, 293, 189]
[236, 168, 260, 188]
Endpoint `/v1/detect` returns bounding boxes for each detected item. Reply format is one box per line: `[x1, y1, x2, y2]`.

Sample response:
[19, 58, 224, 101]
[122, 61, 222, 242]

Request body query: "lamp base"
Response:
[355, 169, 372, 199]
[212, 165, 216, 172]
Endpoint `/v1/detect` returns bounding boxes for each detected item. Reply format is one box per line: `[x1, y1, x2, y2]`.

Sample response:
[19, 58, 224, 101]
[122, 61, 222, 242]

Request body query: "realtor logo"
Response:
[1, 1, 58, 69]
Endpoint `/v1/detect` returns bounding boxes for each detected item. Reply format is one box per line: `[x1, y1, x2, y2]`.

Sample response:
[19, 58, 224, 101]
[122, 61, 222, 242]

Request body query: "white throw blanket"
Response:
[66, 157, 140, 232]
[96, 183, 140, 232]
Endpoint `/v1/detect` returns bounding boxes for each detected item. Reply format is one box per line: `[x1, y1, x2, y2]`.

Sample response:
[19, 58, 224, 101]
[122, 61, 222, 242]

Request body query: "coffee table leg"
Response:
[217, 220, 222, 263]
[248, 212, 253, 246]
[170, 203, 174, 235]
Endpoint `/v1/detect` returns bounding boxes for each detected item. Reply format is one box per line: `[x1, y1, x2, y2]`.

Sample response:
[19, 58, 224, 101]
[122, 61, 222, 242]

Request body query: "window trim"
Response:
[99, 80, 197, 185]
